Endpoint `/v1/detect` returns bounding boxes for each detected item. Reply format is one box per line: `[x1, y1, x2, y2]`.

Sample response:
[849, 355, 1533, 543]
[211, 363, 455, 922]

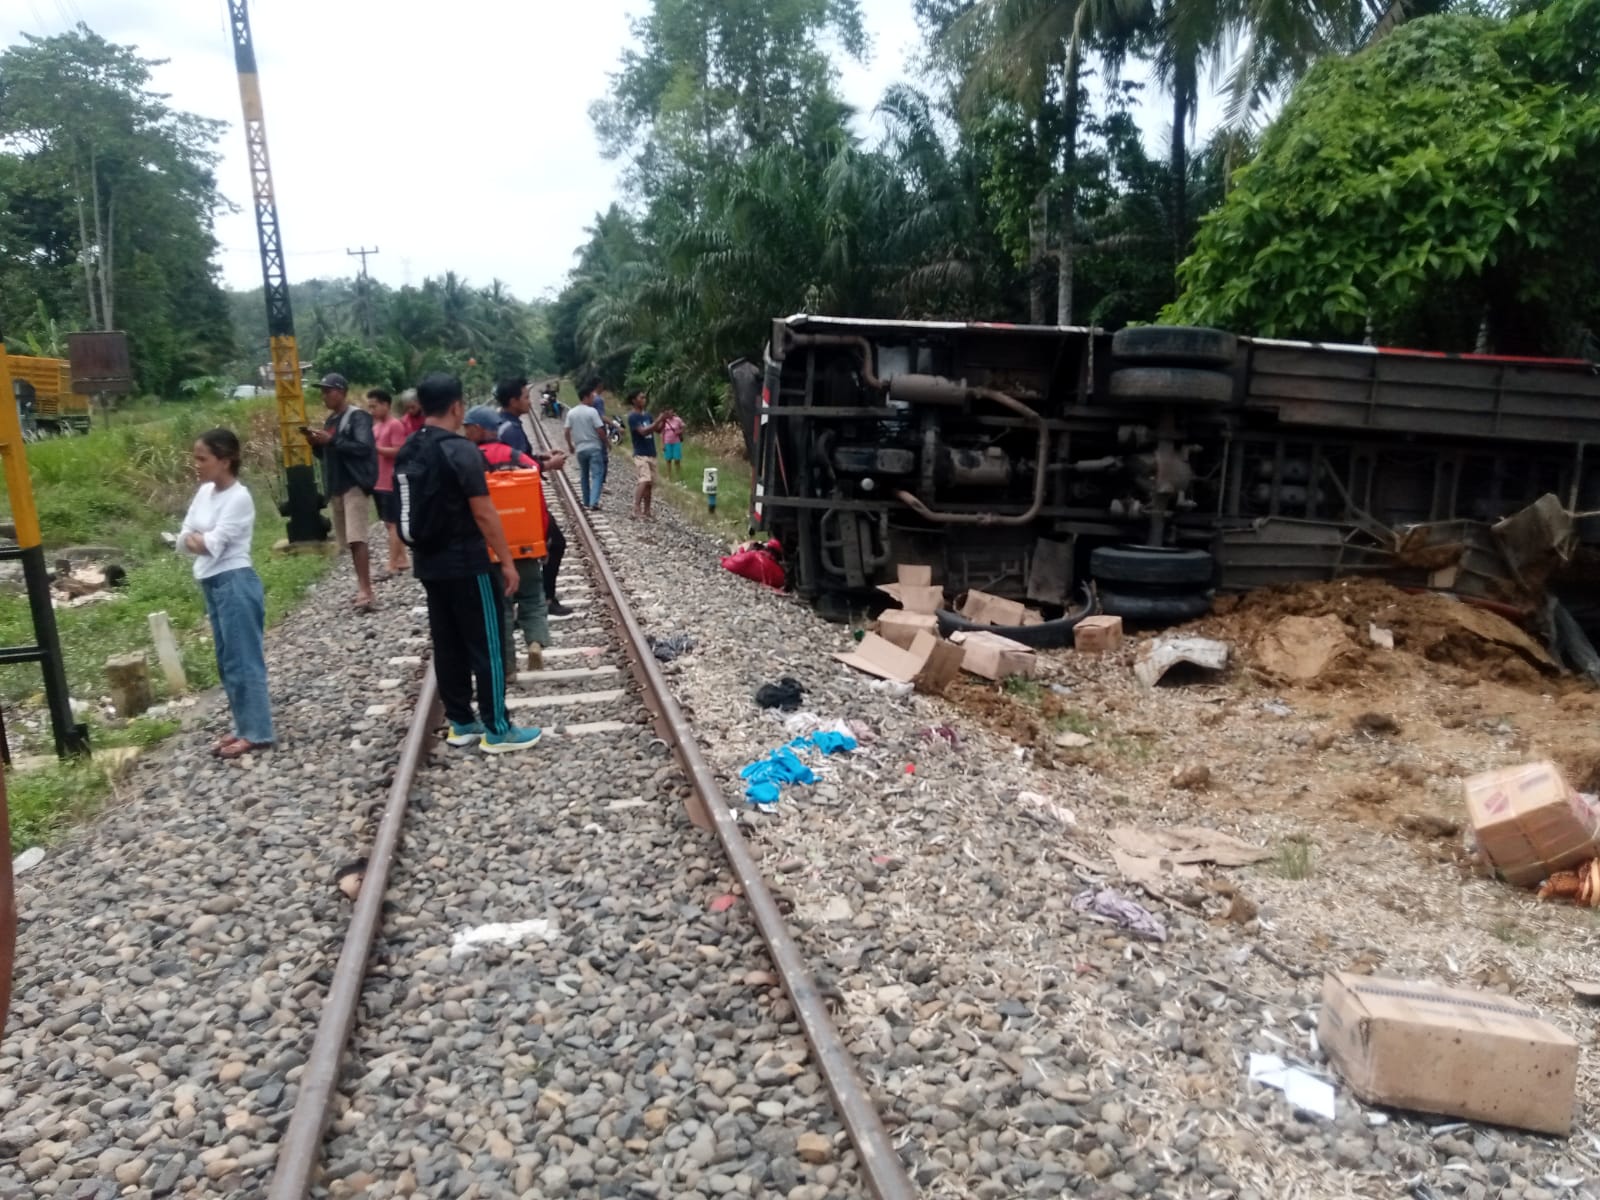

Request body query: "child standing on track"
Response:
[659, 409, 685, 482]
[394, 373, 542, 754]
[625, 390, 674, 521]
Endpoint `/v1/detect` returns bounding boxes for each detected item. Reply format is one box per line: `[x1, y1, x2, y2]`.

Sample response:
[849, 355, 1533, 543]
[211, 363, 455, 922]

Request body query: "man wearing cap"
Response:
[305, 372, 379, 610]
[461, 406, 550, 675]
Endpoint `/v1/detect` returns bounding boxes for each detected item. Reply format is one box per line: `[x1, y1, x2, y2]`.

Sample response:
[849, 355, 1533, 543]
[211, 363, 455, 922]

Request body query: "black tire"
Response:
[1112, 325, 1238, 367]
[1098, 588, 1212, 624]
[1090, 545, 1214, 587]
[1108, 366, 1233, 406]
[933, 583, 1099, 648]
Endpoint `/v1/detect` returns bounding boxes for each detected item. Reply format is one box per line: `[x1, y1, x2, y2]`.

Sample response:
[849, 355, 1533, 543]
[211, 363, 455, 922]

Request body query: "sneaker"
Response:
[547, 600, 573, 616]
[526, 645, 544, 672]
[446, 721, 484, 747]
[481, 725, 543, 754]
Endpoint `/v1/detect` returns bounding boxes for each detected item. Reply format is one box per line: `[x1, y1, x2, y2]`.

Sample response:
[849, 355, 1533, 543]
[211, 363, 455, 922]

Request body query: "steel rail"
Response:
[532, 419, 918, 1200]
[266, 668, 441, 1199]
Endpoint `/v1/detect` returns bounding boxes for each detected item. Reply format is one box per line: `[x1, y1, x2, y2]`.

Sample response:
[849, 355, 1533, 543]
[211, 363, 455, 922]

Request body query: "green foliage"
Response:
[0, 25, 234, 394]
[0, 400, 330, 706]
[313, 335, 403, 391]
[1166, 0, 1600, 352]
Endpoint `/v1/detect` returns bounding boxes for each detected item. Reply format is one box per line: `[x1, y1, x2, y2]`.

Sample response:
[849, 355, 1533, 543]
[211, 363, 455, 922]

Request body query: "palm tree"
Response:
[949, 0, 1149, 324]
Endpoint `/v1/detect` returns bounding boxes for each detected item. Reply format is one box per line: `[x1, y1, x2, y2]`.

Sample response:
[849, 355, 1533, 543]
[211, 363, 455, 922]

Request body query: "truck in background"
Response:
[8, 354, 91, 437]
[733, 316, 1600, 635]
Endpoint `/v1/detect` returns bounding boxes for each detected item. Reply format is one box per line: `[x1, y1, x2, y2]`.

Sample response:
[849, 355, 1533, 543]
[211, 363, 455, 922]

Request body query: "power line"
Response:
[347, 246, 379, 339]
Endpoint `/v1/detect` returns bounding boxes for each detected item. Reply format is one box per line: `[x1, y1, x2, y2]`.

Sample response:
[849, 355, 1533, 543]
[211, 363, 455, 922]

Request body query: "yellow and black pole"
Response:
[0, 346, 88, 759]
[227, 0, 328, 543]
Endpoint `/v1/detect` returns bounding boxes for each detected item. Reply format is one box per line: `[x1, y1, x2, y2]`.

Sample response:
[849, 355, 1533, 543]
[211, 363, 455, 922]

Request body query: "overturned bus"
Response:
[730, 315, 1600, 635]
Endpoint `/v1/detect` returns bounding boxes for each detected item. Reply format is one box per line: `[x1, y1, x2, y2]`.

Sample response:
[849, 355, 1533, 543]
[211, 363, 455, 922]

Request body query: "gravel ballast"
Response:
[564, 423, 1600, 1200]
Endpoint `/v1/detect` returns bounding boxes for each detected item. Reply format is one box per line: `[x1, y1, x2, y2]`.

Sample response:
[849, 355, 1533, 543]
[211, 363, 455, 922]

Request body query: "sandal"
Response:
[211, 736, 242, 757]
[217, 738, 272, 760]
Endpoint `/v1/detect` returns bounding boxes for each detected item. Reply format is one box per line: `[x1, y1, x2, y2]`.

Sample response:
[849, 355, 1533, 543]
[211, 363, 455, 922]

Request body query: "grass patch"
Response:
[1002, 675, 1044, 702]
[1052, 710, 1096, 736]
[8, 757, 111, 852]
[1490, 918, 1539, 948]
[1275, 836, 1315, 881]
[0, 399, 330, 712]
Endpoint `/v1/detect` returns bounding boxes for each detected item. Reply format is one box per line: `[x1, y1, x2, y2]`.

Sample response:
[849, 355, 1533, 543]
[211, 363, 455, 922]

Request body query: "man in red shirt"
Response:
[367, 388, 410, 576]
[462, 407, 550, 673]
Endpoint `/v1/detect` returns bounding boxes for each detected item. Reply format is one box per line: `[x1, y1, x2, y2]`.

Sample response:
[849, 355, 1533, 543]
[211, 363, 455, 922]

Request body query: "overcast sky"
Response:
[6, 0, 1221, 302]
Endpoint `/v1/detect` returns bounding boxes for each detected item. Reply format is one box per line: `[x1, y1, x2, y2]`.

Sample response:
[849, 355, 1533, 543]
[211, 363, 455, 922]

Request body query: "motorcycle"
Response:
[540, 388, 562, 419]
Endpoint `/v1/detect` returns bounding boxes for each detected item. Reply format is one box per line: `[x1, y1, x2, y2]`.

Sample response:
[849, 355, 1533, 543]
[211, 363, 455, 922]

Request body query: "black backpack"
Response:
[393, 428, 454, 552]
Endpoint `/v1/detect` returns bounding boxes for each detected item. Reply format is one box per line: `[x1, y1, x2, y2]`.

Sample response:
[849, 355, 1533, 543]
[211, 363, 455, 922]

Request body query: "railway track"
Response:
[265, 427, 915, 1198]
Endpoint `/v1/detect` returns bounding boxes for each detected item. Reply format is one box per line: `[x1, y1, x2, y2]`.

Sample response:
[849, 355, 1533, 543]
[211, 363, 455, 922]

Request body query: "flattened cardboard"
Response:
[1075, 615, 1124, 653]
[835, 631, 962, 694]
[951, 630, 1036, 680]
[1318, 972, 1578, 1134]
[875, 609, 939, 650]
[1463, 760, 1600, 887]
[960, 589, 1029, 627]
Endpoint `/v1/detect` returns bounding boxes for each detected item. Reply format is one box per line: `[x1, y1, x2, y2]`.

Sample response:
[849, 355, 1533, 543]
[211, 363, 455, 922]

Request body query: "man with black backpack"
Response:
[305, 372, 379, 611]
[394, 374, 542, 754]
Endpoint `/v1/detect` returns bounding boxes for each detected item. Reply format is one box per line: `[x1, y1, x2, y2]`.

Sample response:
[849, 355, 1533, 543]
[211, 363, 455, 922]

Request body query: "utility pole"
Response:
[347, 245, 379, 339]
[227, 0, 327, 544]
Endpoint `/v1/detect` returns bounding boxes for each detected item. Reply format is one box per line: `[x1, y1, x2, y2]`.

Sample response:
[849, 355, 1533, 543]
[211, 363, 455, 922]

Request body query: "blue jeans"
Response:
[578, 447, 604, 508]
[202, 567, 274, 744]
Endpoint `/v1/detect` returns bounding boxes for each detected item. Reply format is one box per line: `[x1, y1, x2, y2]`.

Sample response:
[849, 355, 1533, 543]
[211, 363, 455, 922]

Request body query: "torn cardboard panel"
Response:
[1463, 760, 1600, 887]
[874, 609, 939, 649]
[950, 630, 1036, 680]
[835, 631, 963, 695]
[1318, 971, 1578, 1135]
[1134, 636, 1230, 687]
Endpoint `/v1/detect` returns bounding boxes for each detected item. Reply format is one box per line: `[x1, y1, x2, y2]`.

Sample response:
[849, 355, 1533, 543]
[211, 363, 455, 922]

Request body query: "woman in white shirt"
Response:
[179, 429, 275, 758]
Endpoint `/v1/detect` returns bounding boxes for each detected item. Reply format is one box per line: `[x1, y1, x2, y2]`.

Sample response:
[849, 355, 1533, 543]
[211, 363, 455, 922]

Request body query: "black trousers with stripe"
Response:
[421, 572, 510, 735]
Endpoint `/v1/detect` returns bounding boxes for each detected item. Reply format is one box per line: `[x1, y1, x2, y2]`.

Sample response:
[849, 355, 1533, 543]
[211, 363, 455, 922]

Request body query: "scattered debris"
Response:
[1566, 979, 1600, 1003]
[1134, 636, 1229, 687]
[708, 894, 739, 914]
[448, 917, 559, 958]
[1353, 711, 1402, 736]
[1071, 886, 1167, 941]
[334, 859, 368, 902]
[1170, 764, 1212, 791]
[1015, 790, 1076, 828]
[739, 732, 858, 806]
[1464, 760, 1600, 887]
[875, 608, 938, 648]
[1053, 731, 1092, 749]
[1369, 623, 1395, 650]
[920, 724, 960, 747]
[1260, 698, 1293, 717]
[1248, 1053, 1337, 1120]
[1537, 859, 1600, 906]
[12, 846, 44, 874]
[1319, 971, 1579, 1135]
[755, 676, 805, 711]
[1398, 813, 1460, 840]
[648, 632, 696, 662]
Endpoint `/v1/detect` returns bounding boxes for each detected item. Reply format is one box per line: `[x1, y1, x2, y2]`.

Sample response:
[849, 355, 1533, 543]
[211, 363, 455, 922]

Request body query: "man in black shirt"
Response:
[305, 372, 378, 611]
[394, 373, 542, 754]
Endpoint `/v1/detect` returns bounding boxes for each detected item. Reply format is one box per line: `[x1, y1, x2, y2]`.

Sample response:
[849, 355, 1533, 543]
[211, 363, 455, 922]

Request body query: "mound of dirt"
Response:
[1190, 578, 1564, 691]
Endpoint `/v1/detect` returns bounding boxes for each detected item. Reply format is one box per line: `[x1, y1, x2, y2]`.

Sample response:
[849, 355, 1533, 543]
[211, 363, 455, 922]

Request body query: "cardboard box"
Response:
[1319, 971, 1578, 1134]
[875, 609, 939, 650]
[896, 564, 933, 587]
[1075, 614, 1124, 653]
[1463, 761, 1600, 887]
[835, 631, 963, 695]
[960, 589, 1029, 627]
[951, 630, 1036, 680]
